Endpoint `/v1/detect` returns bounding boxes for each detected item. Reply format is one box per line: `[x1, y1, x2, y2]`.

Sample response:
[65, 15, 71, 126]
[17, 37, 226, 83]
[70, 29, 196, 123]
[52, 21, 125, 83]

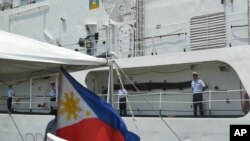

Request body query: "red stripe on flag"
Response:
[57, 118, 125, 141]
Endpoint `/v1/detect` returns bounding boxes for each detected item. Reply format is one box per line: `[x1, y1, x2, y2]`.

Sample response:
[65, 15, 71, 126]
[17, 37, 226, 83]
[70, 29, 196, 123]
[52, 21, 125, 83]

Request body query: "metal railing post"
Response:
[151, 38, 154, 55]
[208, 90, 212, 116]
[159, 92, 162, 116]
[29, 78, 32, 113]
[118, 93, 120, 111]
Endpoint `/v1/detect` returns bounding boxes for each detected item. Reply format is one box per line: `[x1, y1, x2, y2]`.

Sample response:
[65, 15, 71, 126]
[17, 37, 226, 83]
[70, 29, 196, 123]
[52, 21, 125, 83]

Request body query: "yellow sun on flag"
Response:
[59, 92, 82, 121]
[85, 110, 92, 117]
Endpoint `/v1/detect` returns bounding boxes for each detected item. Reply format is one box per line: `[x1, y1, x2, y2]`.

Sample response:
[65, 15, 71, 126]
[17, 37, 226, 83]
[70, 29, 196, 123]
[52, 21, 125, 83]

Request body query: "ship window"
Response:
[190, 12, 226, 50]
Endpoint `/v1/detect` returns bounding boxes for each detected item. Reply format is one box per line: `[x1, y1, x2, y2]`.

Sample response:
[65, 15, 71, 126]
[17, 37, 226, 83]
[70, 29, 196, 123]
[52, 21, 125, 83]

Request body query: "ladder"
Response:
[135, 0, 144, 56]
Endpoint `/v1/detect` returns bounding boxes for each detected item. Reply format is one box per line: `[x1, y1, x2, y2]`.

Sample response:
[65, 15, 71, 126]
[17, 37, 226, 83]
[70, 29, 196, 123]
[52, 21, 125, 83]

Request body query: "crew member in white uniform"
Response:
[191, 72, 206, 117]
[118, 87, 128, 116]
[49, 83, 56, 114]
[7, 85, 15, 113]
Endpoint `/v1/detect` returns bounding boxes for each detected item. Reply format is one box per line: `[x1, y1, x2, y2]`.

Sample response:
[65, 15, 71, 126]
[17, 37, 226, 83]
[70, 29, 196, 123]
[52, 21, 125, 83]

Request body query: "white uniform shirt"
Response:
[7, 88, 15, 98]
[49, 88, 56, 97]
[118, 89, 128, 99]
[191, 79, 205, 94]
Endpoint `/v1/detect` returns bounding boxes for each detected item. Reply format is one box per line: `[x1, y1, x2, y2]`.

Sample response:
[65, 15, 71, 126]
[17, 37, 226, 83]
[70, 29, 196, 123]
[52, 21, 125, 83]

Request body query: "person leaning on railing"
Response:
[191, 72, 206, 117]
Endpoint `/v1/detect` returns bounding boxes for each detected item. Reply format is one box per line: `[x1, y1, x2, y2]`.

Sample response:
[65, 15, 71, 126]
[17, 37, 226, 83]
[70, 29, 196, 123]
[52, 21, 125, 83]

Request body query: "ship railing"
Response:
[97, 88, 249, 117]
[133, 36, 250, 56]
[84, 12, 250, 58]
[133, 27, 249, 55]
[131, 13, 249, 56]
[0, 95, 51, 113]
[89, 14, 250, 58]
[0, 74, 59, 114]
[1, 88, 248, 116]
[142, 12, 248, 33]
[76, 35, 131, 57]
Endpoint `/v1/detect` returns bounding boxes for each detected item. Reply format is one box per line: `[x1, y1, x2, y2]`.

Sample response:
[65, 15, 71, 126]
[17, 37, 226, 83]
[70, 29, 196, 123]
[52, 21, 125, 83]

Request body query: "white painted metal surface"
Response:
[0, 114, 53, 141]
[0, 0, 250, 141]
[123, 116, 250, 141]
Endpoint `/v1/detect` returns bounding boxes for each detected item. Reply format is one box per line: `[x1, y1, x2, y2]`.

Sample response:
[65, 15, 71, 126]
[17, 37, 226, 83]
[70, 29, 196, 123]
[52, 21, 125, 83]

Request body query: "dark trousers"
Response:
[50, 97, 56, 114]
[7, 97, 12, 112]
[193, 93, 204, 117]
[50, 97, 56, 101]
[119, 98, 127, 116]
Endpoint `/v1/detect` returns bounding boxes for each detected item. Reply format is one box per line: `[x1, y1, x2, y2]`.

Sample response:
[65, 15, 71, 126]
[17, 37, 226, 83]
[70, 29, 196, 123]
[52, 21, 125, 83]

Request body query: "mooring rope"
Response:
[113, 61, 182, 141]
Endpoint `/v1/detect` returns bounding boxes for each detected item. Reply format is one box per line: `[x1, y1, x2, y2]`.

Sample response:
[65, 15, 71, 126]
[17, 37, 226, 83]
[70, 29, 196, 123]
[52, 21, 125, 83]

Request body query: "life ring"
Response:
[242, 93, 250, 114]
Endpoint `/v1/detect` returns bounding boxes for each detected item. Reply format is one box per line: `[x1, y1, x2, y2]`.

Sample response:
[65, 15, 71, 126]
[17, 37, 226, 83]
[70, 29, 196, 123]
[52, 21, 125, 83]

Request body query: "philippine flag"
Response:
[57, 68, 140, 141]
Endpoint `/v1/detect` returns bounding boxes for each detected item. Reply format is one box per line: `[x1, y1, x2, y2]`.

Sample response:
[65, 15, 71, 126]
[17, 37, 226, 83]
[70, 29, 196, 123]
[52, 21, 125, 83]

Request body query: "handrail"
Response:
[12, 101, 50, 104]
[87, 30, 248, 58]
[101, 89, 248, 116]
[128, 94, 246, 105]
[81, 14, 250, 58]
[2, 89, 247, 115]
[113, 99, 250, 104]
[105, 89, 246, 96]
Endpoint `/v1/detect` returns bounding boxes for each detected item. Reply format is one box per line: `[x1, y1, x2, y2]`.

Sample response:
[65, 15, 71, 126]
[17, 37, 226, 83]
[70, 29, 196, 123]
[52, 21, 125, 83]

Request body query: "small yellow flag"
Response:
[89, 0, 99, 10]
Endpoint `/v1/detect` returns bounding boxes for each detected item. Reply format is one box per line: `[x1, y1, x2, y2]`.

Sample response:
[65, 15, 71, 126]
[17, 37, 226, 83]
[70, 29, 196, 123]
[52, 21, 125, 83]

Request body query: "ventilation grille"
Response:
[190, 12, 226, 50]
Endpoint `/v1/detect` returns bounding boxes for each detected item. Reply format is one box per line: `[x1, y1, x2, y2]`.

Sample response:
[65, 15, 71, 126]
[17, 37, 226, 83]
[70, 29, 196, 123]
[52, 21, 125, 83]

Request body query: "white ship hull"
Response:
[1, 0, 250, 141]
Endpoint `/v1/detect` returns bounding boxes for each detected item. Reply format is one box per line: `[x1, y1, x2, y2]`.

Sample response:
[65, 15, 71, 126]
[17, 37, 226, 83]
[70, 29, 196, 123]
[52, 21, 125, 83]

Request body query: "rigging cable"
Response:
[0, 70, 56, 141]
[8, 112, 25, 141]
[113, 61, 182, 141]
[113, 61, 140, 135]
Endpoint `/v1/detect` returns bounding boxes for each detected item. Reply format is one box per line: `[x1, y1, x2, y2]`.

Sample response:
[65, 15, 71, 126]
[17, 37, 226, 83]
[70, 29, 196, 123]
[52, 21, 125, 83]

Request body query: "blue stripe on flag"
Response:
[61, 68, 140, 141]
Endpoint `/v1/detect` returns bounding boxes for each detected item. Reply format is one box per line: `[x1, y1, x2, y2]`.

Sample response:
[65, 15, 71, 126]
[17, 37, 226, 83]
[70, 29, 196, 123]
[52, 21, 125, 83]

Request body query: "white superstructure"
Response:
[1, 0, 250, 141]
